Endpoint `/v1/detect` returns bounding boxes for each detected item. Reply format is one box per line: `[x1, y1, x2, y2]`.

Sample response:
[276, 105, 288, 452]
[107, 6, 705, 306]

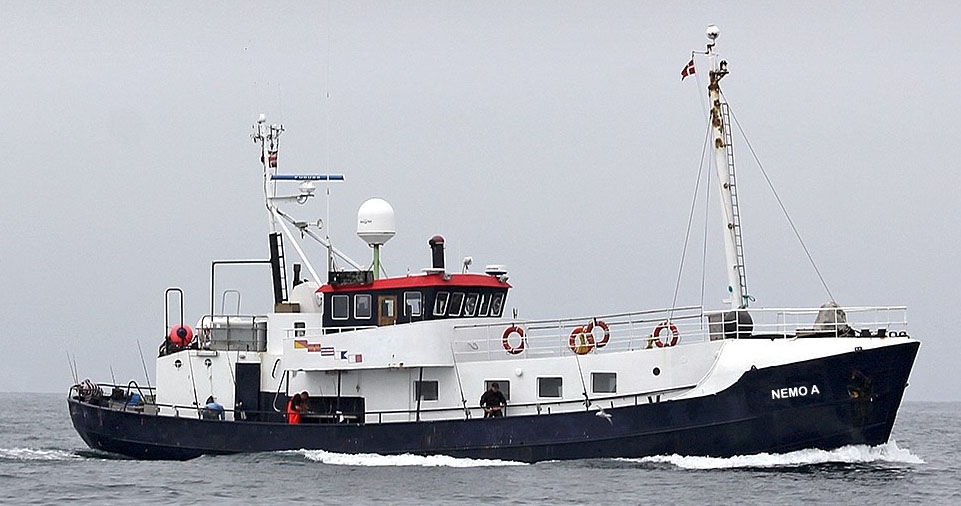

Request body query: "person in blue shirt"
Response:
[204, 396, 225, 420]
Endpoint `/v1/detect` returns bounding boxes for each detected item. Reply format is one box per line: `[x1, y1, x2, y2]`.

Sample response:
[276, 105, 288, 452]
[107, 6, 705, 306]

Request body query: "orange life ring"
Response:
[594, 320, 610, 348]
[653, 321, 679, 348]
[568, 319, 610, 355]
[502, 325, 526, 355]
[569, 325, 595, 355]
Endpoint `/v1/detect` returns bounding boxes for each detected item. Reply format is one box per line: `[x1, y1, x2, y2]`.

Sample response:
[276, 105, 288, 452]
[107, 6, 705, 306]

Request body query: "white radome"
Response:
[357, 198, 396, 246]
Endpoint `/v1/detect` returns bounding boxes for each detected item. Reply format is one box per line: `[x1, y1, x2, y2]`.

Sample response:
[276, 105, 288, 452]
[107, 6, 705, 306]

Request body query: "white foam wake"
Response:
[297, 449, 527, 467]
[626, 441, 923, 470]
[0, 448, 82, 461]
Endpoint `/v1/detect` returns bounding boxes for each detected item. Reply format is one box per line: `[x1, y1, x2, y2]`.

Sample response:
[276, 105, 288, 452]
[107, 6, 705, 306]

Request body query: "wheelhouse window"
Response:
[448, 292, 465, 316]
[355, 294, 372, 319]
[477, 293, 491, 317]
[433, 292, 450, 316]
[414, 380, 439, 401]
[538, 377, 563, 398]
[331, 295, 349, 320]
[484, 380, 510, 400]
[490, 293, 505, 317]
[463, 293, 479, 317]
[404, 291, 422, 317]
[592, 372, 617, 394]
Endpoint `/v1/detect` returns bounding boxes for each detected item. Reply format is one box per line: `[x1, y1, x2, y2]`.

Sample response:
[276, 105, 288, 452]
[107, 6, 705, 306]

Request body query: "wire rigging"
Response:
[670, 122, 713, 317]
[724, 99, 836, 302]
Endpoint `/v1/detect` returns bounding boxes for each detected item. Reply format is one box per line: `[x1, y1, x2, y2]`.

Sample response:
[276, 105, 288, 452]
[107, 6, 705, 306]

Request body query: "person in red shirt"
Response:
[286, 394, 302, 424]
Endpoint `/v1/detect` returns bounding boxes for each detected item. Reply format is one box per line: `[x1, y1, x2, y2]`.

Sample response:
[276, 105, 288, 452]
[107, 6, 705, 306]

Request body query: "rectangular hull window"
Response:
[537, 377, 563, 398]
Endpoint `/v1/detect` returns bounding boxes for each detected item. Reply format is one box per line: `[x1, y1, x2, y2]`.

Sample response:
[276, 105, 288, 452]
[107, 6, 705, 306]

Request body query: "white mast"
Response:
[706, 25, 749, 309]
[250, 114, 365, 283]
[253, 114, 284, 234]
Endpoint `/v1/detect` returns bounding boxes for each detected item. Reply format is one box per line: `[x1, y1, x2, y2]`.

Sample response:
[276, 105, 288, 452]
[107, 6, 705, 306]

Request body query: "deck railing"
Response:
[450, 305, 909, 363]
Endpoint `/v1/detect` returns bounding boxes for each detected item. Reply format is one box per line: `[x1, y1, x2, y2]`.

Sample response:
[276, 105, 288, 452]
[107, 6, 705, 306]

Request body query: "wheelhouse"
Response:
[318, 272, 511, 328]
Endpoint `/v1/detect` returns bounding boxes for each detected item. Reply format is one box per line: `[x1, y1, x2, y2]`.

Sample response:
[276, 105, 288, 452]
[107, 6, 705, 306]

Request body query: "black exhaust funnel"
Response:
[429, 235, 445, 270]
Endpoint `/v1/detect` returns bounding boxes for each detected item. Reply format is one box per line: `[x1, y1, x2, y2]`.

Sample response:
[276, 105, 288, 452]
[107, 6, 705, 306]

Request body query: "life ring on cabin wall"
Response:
[568, 319, 610, 355]
[653, 321, 679, 348]
[502, 325, 526, 355]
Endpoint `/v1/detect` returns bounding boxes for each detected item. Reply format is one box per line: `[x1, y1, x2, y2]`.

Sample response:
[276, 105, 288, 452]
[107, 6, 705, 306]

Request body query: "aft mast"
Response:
[705, 26, 749, 309]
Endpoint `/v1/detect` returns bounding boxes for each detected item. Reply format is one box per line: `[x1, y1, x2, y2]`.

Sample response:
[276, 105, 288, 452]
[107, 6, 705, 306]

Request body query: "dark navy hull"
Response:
[69, 341, 919, 462]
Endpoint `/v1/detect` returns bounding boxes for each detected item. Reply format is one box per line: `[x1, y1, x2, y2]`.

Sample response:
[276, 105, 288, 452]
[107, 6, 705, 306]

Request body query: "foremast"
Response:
[705, 26, 749, 309]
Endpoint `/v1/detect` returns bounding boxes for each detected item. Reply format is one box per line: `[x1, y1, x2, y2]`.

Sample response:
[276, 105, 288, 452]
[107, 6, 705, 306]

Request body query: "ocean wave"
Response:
[295, 449, 527, 467]
[0, 447, 82, 462]
[622, 440, 923, 470]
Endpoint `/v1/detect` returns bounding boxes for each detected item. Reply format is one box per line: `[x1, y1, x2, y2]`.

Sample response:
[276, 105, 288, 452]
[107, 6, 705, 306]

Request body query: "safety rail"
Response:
[197, 314, 268, 352]
[451, 305, 909, 363]
[70, 381, 694, 424]
[282, 325, 378, 339]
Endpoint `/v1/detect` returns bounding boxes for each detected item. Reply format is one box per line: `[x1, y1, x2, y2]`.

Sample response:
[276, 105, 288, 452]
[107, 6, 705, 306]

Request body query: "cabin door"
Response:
[378, 296, 397, 326]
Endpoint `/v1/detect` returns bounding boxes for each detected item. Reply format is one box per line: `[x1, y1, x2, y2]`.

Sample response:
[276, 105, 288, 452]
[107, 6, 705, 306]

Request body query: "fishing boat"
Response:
[68, 27, 919, 462]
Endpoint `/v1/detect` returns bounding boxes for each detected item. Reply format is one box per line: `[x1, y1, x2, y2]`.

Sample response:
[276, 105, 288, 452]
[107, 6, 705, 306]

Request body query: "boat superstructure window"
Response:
[294, 321, 306, 337]
[414, 380, 439, 401]
[591, 372, 617, 394]
[433, 292, 450, 316]
[484, 380, 510, 400]
[355, 294, 372, 319]
[448, 292, 465, 316]
[463, 293, 478, 316]
[477, 293, 491, 317]
[404, 291, 422, 317]
[490, 293, 504, 317]
[537, 377, 563, 398]
[331, 295, 349, 320]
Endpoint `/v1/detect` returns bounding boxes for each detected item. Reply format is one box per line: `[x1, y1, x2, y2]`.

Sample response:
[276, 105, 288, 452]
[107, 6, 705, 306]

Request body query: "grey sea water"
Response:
[0, 393, 957, 505]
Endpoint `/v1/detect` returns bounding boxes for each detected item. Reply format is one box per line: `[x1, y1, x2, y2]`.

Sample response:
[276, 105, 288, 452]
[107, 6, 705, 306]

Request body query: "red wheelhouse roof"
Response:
[317, 272, 510, 293]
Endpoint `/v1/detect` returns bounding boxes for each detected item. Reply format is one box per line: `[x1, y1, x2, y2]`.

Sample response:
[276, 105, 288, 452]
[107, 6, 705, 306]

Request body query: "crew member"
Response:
[479, 383, 507, 418]
[204, 396, 225, 420]
[286, 394, 302, 424]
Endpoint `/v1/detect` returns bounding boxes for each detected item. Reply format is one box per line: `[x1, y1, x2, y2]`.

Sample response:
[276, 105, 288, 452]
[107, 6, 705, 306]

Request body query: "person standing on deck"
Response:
[286, 394, 302, 424]
[480, 383, 507, 418]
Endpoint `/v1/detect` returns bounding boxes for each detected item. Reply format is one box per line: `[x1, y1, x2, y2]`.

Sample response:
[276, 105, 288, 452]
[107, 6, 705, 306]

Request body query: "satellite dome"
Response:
[357, 198, 396, 246]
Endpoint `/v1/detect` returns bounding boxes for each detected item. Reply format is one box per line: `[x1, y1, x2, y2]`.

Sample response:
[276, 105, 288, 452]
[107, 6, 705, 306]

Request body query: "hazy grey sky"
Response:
[1, 2, 958, 401]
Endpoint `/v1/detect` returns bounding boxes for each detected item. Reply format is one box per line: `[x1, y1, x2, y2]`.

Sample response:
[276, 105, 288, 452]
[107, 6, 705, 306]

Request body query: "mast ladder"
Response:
[720, 102, 749, 305]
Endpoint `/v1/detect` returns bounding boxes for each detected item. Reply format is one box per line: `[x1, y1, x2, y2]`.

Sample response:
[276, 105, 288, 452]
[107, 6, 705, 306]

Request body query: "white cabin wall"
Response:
[266, 312, 325, 355]
[155, 350, 251, 420]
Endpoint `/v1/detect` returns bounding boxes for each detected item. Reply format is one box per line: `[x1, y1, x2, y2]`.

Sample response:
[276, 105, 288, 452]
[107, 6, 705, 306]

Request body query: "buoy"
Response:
[169, 324, 194, 347]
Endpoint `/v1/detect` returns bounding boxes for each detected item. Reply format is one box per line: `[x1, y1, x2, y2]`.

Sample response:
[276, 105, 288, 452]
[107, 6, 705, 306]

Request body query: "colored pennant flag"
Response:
[680, 58, 695, 81]
[268, 150, 278, 168]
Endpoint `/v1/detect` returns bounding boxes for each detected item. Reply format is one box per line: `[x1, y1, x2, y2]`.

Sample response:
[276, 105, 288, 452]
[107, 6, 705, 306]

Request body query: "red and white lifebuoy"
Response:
[569, 325, 595, 355]
[568, 319, 611, 355]
[502, 325, 526, 355]
[653, 321, 679, 348]
[593, 320, 610, 349]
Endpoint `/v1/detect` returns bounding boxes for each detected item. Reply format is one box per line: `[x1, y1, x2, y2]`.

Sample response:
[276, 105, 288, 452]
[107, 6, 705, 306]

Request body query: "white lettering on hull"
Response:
[771, 384, 820, 399]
